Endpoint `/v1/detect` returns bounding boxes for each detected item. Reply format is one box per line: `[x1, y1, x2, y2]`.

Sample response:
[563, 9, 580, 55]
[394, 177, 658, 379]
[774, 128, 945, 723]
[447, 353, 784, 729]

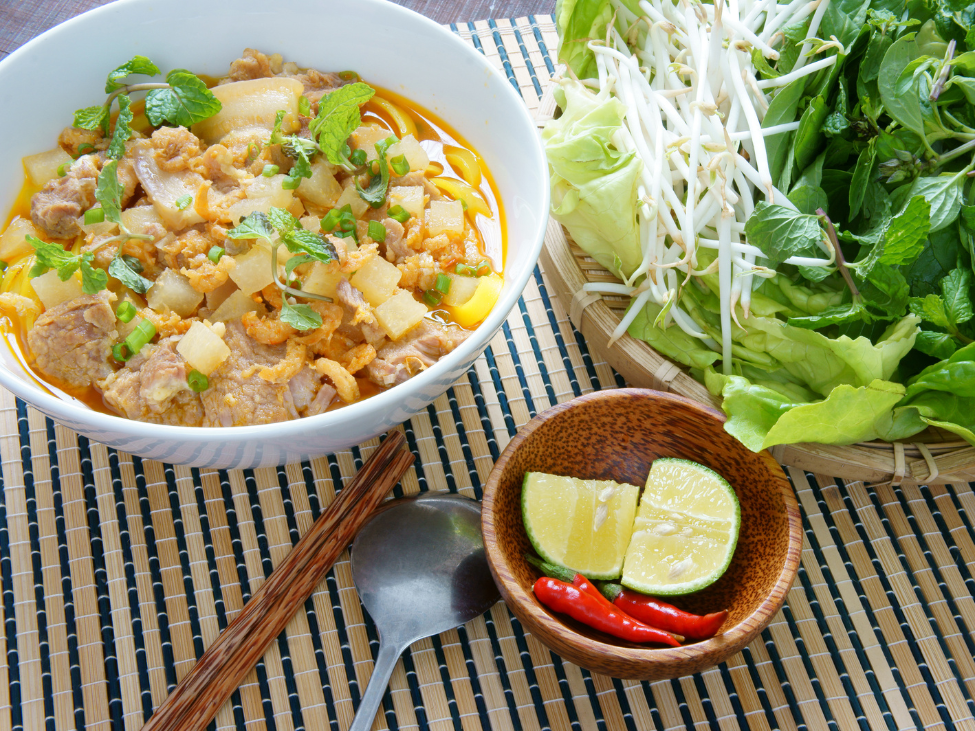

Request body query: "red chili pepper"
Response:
[533, 577, 683, 646]
[600, 584, 727, 640]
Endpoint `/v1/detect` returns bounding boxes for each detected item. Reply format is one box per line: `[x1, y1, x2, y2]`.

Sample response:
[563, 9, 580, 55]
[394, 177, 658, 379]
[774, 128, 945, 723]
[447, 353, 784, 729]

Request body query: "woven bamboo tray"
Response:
[536, 83, 975, 487]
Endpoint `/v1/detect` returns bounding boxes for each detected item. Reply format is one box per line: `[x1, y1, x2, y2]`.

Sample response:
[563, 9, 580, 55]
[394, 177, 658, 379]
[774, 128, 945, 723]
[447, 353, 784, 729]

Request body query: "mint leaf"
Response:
[267, 207, 301, 234]
[356, 136, 397, 208]
[268, 110, 288, 146]
[73, 105, 110, 135]
[858, 262, 910, 314]
[788, 185, 829, 215]
[743, 202, 824, 267]
[80, 253, 108, 294]
[280, 229, 339, 265]
[109, 254, 151, 294]
[26, 235, 78, 278]
[904, 173, 964, 232]
[280, 301, 322, 331]
[909, 294, 950, 328]
[284, 253, 312, 282]
[880, 195, 930, 266]
[283, 146, 313, 189]
[95, 160, 123, 225]
[941, 268, 974, 326]
[107, 94, 133, 160]
[309, 82, 375, 168]
[105, 55, 160, 92]
[145, 69, 222, 127]
[915, 330, 957, 359]
[227, 211, 275, 240]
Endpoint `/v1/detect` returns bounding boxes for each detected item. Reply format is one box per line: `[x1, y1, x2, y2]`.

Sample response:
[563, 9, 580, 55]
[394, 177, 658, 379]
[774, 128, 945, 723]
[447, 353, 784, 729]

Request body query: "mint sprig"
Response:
[309, 82, 375, 170]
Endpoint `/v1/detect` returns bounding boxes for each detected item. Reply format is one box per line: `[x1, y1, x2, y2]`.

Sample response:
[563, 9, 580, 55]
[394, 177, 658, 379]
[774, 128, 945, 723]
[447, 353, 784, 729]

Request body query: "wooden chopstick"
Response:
[141, 431, 413, 731]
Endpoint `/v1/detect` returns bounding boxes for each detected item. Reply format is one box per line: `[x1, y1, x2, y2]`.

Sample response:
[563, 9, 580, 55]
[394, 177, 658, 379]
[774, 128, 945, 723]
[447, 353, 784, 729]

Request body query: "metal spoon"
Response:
[349, 492, 499, 731]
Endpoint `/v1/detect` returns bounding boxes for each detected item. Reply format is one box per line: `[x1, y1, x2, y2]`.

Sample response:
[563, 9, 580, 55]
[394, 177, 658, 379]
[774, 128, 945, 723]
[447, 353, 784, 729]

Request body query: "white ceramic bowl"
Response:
[0, 0, 548, 468]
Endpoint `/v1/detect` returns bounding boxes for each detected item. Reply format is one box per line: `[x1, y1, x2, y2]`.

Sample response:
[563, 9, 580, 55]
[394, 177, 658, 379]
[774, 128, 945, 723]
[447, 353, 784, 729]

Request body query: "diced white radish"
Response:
[349, 256, 402, 306]
[375, 290, 427, 340]
[205, 278, 238, 312]
[0, 217, 42, 263]
[297, 159, 342, 209]
[211, 290, 266, 322]
[425, 200, 464, 237]
[228, 245, 275, 295]
[225, 175, 295, 222]
[350, 124, 394, 161]
[23, 147, 73, 188]
[388, 185, 424, 219]
[334, 181, 369, 218]
[302, 262, 344, 300]
[441, 273, 479, 306]
[147, 269, 204, 317]
[388, 135, 429, 172]
[30, 270, 83, 310]
[131, 146, 205, 230]
[120, 206, 165, 236]
[176, 321, 231, 375]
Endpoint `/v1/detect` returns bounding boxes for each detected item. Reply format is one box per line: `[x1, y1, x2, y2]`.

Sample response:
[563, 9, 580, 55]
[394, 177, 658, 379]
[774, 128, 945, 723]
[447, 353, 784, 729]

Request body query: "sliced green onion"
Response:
[434, 273, 451, 294]
[298, 95, 312, 116]
[123, 318, 156, 356]
[334, 228, 357, 240]
[339, 215, 356, 233]
[388, 205, 411, 224]
[175, 194, 192, 210]
[475, 259, 492, 276]
[281, 176, 301, 190]
[339, 70, 360, 81]
[321, 209, 341, 233]
[84, 208, 105, 225]
[460, 199, 469, 211]
[262, 164, 280, 177]
[112, 343, 132, 362]
[208, 245, 225, 264]
[116, 301, 136, 323]
[75, 143, 95, 157]
[350, 149, 367, 166]
[0, 261, 7, 272]
[187, 369, 209, 392]
[455, 263, 475, 276]
[389, 155, 409, 176]
[121, 254, 143, 274]
[422, 289, 444, 306]
[57, 162, 71, 177]
[367, 220, 387, 242]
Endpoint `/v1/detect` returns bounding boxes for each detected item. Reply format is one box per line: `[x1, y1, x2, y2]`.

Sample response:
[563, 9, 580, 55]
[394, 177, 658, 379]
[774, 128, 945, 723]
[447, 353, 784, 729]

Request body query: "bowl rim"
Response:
[481, 387, 802, 669]
[0, 0, 549, 444]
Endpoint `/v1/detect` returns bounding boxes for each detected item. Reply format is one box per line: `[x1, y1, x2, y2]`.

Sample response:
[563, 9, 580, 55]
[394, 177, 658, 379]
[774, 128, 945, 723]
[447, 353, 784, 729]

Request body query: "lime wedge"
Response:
[522, 472, 639, 579]
[621, 458, 740, 595]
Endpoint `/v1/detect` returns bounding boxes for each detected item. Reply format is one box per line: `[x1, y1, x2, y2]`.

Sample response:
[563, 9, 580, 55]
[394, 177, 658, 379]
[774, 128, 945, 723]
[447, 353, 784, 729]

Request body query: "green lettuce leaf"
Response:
[555, 0, 614, 79]
[542, 79, 643, 278]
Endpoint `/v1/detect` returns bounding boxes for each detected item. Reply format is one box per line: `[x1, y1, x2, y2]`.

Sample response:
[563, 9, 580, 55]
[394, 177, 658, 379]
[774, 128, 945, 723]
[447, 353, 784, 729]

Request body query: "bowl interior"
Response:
[486, 389, 800, 674]
[0, 0, 549, 467]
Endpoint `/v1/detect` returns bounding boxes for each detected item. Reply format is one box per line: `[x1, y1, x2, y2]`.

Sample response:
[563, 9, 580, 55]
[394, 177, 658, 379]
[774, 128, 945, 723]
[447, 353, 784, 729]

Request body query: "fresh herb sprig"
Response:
[226, 208, 340, 330]
[26, 236, 107, 294]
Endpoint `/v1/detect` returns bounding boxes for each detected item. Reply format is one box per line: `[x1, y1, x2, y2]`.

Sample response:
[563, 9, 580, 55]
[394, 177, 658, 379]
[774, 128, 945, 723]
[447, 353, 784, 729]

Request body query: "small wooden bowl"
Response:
[481, 389, 802, 680]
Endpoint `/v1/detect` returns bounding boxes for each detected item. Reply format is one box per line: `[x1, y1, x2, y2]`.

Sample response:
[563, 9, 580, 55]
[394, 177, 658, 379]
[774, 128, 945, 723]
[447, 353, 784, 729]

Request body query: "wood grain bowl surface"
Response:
[481, 389, 802, 680]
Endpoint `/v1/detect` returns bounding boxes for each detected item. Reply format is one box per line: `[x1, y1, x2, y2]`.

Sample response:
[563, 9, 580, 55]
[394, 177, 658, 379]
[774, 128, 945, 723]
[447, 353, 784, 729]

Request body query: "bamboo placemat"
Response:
[0, 16, 973, 731]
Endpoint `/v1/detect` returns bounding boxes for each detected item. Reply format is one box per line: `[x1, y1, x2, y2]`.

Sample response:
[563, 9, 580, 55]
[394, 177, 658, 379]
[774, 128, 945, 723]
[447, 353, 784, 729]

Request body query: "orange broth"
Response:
[0, 76, 505, 419]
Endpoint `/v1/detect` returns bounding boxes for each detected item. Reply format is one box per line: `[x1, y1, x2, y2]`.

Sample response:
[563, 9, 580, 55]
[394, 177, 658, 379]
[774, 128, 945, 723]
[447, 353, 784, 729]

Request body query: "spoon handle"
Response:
[350, 640, 407, 731]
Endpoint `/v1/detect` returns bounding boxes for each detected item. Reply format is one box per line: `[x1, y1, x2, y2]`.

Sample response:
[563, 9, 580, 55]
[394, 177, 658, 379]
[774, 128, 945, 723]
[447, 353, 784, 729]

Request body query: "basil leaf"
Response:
[107, 94, 133, 161]
[280, 301, 322, 331]
[879, 35, 925, 137]
[73, 105, 110, 135]
[914, 330, 957, 359]
[793, 95, 829, 171]
[227, 211, 275, 240]
[762, 78, 806, 183]
[309, 82, 375, 168]
[860, 26, 893, 83]
[80, 253, 108, 294]
[105, 55, 160, 93]
[788, 301, 868, 330]
[743, 202, 824, 267]
[280, 229, 338, 265]
[145, 69, 222, 127]
[26, 235, 79, 278]
[95, 160, 123, 225]
[267, 207, 301, 234]
[109, 254, 152, 294]
[751, 48, 780, 80]
[849, 139, 876, 218]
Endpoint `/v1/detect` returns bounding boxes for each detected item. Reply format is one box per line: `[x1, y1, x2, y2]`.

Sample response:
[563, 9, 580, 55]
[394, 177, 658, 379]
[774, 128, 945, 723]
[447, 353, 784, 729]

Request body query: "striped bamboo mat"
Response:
[0, 16, 974, 731]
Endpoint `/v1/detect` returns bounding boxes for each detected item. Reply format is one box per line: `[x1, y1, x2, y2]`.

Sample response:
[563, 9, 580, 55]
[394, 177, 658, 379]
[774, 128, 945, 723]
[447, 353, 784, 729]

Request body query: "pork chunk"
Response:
[336, 279, 385, 346]
[364, 319, 471, 388]
[200, 320, 300, 426]
[30, 155, 100, 239]
[99, 338, 204, 426]
[27, 291, 118, 389]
